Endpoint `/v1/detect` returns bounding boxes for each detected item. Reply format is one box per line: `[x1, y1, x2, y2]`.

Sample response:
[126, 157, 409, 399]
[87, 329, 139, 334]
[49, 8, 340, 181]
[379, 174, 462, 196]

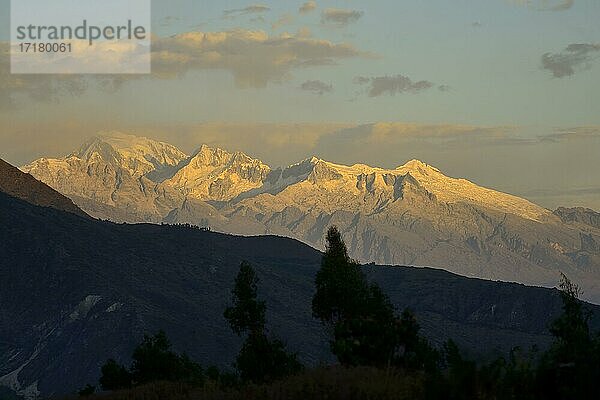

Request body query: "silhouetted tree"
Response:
[536, 274, 599, 399]
[131, 331, 204, 386]
[99, 359, 131, 391]
[313, 226, 435, 368]
[224, 261, 266, 335]
[77, 384, 96, 397]
[235, 332, 302, 384]
[428, 274, 600, 400]
[312, 227, 368, 324]
[442, 340, 478, 399]
[204, 365, 240, 388]
[225, 261, 302, 383]
[498, 347, 537, 400]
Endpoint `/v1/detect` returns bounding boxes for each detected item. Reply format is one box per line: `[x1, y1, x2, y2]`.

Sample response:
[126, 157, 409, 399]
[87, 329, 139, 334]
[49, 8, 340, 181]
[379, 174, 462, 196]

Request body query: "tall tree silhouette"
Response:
[313, 226, 435, 368]
[312, 227, 368, 324]
[224, 261, 266, 335]
[536, 273, 599, 399]
[225, 261, 302, 383]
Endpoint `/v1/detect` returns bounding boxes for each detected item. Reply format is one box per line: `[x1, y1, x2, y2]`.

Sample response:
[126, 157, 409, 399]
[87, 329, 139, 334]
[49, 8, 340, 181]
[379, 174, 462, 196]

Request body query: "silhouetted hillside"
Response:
[1, 192, 599, 397]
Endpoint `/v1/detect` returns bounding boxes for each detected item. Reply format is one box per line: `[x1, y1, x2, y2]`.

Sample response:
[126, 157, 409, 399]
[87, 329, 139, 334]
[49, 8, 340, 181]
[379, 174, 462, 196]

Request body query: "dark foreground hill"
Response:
[1, 191, 599, 398]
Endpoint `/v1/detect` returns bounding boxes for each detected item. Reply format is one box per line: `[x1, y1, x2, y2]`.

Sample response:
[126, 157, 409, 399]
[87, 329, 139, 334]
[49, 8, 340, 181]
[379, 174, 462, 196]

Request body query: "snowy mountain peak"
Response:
[22, 134, 552, 221]
[165, 144, 271, 201]
[189, 144, 233, 167]
[74, 132, 188, 178]
[397, 159, 442, 174]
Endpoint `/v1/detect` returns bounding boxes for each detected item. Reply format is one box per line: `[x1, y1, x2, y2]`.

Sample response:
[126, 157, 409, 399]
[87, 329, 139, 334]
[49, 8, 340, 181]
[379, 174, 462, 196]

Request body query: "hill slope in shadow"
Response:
[1, 191, 599, 397]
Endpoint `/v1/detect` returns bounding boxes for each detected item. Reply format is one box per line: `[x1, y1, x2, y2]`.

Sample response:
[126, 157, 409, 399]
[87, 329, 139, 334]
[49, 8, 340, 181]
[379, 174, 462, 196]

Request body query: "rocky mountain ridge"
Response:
[20, 132, 600, 302]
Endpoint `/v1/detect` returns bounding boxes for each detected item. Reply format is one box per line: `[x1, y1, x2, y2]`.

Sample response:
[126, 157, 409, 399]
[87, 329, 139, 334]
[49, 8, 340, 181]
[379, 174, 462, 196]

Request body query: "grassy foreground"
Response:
[64, 366, 424, 400]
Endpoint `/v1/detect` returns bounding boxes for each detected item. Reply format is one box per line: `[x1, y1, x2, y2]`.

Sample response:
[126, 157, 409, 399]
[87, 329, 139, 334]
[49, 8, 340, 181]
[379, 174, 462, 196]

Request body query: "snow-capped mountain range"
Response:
[21, 132, 600, 301]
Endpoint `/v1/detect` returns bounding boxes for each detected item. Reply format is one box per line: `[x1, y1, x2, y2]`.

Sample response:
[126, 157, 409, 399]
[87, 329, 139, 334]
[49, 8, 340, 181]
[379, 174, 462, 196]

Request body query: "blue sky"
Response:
[1, 0, 598, 125]
[145, 0, 600, 126]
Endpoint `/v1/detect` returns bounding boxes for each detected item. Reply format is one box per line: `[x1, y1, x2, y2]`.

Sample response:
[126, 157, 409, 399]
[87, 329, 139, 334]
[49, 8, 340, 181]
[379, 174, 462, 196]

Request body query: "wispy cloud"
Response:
[300, 80, 333, 95]
[321, 8, 364, 26]
[272, 14, 294, 30]
[541, 43, 600, 77]
[354, 75, 435, 97]
[510, 0, 575, 11]
[538, 126, 600, 142]
[299, 1, 317, 14]
[223, 4, 270, 19]
[158, 16, 181, 27]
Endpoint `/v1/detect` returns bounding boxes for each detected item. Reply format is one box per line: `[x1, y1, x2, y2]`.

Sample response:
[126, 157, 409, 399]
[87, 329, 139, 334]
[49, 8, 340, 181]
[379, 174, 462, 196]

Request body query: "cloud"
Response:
[336, 123, 518, 144]
[223, 4, 270, 19]
[548, 0, 575, 11]
[299, 1, 317, 14]
[250, 16, 266, 24]
[152, 30, 364, 88]
[321, 9, 364, 26]
[297, 27, 312, 38]
[272, 14, 294, 30]
[538, 126, 600, 142]
[510, 0, 575, 11]
[300, 80, 333, 95]
[541, 43, 600, 78]
[159, 16, 181, 27]
[0, 42, 92, 110]
[354, 74, 435, 97]
[0, 37, 156, 110]
[1, 29, 364, 107]
[438, 84, 452, 92]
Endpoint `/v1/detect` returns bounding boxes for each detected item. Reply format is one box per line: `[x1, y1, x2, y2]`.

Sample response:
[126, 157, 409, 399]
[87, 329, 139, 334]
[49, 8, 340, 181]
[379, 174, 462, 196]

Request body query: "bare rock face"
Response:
[21, 134, 600, 302]
[554, 207, 600, 229]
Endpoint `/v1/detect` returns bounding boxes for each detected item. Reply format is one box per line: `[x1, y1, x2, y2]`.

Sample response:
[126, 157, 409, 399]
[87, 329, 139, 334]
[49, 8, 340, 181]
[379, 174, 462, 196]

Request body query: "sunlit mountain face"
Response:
[21, 132, 600, 303]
